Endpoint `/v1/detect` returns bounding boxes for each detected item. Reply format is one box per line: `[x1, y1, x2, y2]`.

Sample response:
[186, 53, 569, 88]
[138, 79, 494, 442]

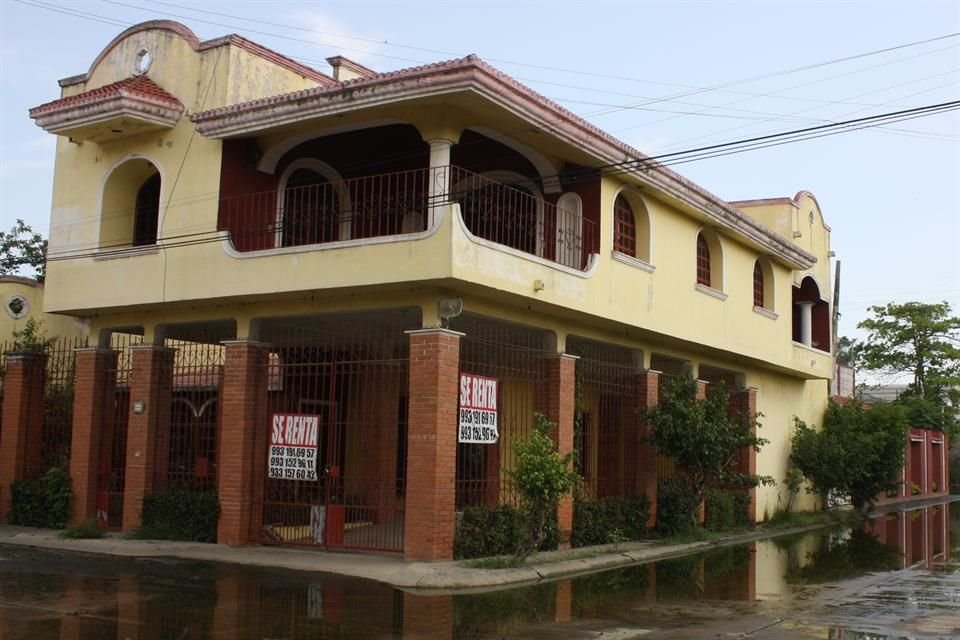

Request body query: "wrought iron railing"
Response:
[218, 165, 596, 271]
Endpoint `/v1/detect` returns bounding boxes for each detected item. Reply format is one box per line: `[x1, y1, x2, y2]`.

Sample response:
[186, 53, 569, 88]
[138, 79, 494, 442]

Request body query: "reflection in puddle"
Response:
[0, 501, 955, 639]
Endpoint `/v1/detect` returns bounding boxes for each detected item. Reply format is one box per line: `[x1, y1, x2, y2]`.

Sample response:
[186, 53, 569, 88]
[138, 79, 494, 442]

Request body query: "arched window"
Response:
[753, 261, 765, 308]
[133, 172, 161, 246]
[613, 194, 636, 256]
[696, 233, 711, 286]
[280, 168, 340, 247]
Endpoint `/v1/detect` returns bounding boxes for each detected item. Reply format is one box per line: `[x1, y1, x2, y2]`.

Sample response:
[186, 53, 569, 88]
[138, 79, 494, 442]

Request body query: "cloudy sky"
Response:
[1, 1, 958, 355]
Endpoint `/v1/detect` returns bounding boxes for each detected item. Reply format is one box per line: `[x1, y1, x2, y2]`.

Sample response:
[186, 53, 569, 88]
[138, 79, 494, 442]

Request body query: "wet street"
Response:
[0, 500, 957, 639]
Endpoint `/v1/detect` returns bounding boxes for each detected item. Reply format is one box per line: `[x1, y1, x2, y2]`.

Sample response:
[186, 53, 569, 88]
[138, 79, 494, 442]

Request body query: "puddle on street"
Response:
[0, 500, 956, 639]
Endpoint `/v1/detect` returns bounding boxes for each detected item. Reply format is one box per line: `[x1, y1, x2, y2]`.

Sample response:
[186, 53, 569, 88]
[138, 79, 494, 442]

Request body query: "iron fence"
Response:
[258, 310, 416, 552]
[568, 338, 641, 499]
[450, 315, 549, 509]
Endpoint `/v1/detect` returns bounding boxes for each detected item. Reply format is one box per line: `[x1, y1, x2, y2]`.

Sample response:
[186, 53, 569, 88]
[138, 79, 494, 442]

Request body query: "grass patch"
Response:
[762, 508, 857, 530]
[652, 526, 740, 546]
[59, 519, 105, 539]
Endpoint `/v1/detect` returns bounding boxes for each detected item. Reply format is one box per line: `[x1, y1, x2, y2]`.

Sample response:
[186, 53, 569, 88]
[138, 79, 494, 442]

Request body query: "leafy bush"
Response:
[454, 504, 557, 559]
[137, 489, 220, 542]
[8, 467, 71, 529]
[656, 477, 698, 536]
[508, 413, 578, 559]
[791, 401, 908, 511]
[571, 495, 649, 547]
[704, 490, 750, 531]
[454, 505, 524, 560]
[60, 519, 105, 539]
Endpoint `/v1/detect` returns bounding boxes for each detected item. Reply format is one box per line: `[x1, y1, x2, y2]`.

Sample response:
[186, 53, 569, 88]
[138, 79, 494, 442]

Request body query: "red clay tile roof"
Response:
[31, 75, 183, 116]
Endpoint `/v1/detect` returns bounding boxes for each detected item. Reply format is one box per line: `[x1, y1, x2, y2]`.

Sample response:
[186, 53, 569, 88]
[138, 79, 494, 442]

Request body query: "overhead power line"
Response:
[16, 0, 960, 112]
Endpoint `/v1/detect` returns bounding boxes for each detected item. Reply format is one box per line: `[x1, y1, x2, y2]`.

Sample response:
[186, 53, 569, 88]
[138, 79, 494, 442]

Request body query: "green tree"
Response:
[791, 401, 908, 512]
[857, 301, 960, 405]
[508, 413, 579, 560]
[647, 370, 770, 528]
[0, 219, 47, 282]
[835, 335, 861, 367]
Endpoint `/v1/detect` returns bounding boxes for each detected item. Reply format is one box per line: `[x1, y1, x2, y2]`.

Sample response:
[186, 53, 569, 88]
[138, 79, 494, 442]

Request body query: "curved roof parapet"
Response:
[58, 19, 334, 88]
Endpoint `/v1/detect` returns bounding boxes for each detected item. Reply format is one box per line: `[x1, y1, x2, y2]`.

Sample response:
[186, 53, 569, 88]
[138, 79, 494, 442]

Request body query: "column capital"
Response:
[405, 328, 465, 338]
[221, 339, 272, 348]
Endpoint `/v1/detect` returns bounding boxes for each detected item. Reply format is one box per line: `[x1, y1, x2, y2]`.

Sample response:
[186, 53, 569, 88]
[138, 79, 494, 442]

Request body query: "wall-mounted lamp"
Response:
[132, 400, 146, 415]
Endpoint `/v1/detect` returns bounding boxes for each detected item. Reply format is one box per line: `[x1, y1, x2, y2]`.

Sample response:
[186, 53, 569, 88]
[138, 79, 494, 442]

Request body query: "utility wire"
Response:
[27, 0, 959, 118]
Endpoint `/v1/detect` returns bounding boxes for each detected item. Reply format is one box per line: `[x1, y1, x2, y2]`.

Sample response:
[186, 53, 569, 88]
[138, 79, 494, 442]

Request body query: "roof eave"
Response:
[191, 63, 817, 270]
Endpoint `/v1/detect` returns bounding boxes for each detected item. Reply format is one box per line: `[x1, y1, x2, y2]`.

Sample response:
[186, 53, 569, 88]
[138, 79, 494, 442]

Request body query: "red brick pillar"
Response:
[218, 340, 269, 545]
[635, 370, 660, 528]
[403, 328, 462, 562]
[695, 380, 708, 401]
[0, 352, 45, 519]
[730, 387, 758, 523]
[543, 353, 577, 548]
[403, 593, 453, 639]
[554, 579, 572, 623]
[122, 345, 174, 532]
[68, 348, 118, 526]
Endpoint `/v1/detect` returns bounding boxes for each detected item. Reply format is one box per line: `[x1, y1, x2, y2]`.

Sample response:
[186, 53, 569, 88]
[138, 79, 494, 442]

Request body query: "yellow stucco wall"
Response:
[0, 278, 89, 345]
[36, 21, 836, 522]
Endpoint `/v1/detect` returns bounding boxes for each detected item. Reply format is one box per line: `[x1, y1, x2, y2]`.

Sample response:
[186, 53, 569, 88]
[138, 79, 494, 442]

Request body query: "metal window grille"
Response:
[100, 332, 143, 529]
[568, 338, 640, 499]
[613, 195, 637, 256]
[450, 315, 548, 509]
[164, 339, 224, 492]
[696, 234, 711, 286]
[753, 261, 765, 308]
[259, 310, 416, 553]
[40, 336, 88, 474]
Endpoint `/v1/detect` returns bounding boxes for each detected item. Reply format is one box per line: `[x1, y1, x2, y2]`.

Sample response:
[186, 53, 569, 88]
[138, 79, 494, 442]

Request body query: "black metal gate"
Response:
[258, 312, 413, 553]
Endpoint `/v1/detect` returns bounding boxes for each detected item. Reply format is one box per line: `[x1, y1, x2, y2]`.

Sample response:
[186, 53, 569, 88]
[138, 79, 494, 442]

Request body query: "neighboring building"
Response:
[17, 20, 836, 560]
[0, 276, 89, 345]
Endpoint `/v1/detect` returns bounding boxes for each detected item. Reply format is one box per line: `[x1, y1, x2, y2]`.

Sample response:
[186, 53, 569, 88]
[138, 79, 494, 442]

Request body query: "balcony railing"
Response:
[218, 165, 596, 271]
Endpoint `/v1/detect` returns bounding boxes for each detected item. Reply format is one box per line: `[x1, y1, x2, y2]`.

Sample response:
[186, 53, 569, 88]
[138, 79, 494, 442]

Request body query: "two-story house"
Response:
[25, 20, 833, 560]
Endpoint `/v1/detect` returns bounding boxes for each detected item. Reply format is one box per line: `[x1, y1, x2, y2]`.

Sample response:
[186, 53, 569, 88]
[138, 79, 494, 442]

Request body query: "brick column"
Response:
[68, 348, 117, 526]
[0, 352, 45, 519]
[218, 340, 269, 545]
[635, 370, 660, 528]
[403, 328, 462, 561]
[543, 353, 577, 548]
[122, 345, 174, 532]
[403, 593, 453, 639]
[695, 380, 708, 400]
[729, 387, 758, 523]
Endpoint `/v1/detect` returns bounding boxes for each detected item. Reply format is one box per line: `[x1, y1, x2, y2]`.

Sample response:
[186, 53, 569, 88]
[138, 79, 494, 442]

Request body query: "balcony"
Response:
[217, 166, 597, 271]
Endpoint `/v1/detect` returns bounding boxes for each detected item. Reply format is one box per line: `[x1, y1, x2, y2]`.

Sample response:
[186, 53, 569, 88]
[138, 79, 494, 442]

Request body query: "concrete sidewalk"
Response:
[0, 522, 828, 593]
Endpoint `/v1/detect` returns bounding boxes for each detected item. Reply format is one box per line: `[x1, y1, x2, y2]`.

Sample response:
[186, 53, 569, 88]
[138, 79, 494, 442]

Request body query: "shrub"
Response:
[454, 504, 557, 559]
[60, 519, 105, 539]
[454, 505, 524, 560]
[508, 413, 578, 559]
[137, 489, 220, 542]
[704, 490, 751, 531]
[8, 467, 71, 529]
[656, 477, 698, 536]
[571, 495, 649, 547]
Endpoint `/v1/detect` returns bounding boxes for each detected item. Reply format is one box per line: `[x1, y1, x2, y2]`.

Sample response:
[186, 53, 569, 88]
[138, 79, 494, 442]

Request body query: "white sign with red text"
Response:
[268, 413, 320, 481]
[458, 373, 499, 444]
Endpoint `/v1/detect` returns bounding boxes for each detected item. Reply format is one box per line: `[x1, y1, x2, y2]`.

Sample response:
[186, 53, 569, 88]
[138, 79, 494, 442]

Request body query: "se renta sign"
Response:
[458, 373, 499, 444]
[268, 413, 320, 481]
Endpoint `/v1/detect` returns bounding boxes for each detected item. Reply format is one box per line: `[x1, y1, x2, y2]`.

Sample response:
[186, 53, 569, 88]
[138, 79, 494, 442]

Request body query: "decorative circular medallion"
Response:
[4, 294, 29, 319]
[135, 48, 153, 75]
